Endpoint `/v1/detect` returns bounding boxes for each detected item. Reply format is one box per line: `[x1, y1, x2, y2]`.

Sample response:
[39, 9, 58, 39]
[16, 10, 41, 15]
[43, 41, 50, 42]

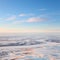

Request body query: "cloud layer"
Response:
[13, 17, 46, 24]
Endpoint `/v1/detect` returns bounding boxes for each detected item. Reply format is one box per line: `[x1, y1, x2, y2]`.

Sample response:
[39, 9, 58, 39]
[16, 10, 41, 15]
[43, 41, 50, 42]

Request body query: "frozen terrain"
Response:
[0, 33, 60, 60]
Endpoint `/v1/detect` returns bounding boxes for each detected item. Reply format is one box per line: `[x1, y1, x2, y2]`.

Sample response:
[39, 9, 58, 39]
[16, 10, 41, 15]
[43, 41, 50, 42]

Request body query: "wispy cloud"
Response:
[19, 13, 34, 17]
[19, 14, 26, 16]
[13, 17, 46, 24]
[27, 17, 46, 22]
[5, 15, 16, 21]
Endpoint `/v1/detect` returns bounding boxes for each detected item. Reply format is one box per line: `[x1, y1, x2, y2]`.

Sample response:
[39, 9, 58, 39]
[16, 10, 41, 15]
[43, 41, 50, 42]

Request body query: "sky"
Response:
[0, 0, 60, 33]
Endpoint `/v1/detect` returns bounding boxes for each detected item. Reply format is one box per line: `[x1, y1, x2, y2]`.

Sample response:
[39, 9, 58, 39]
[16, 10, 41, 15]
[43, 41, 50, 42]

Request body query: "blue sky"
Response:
[0, 0, 60, 33]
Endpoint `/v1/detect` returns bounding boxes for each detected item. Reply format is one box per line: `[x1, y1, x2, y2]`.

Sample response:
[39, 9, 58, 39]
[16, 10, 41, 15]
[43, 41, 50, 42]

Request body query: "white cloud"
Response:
[13, 17, 46, 24]
[19, 13, 34, 17]
[6, 15, 16, 21]
[27, 17, 45, 22]
[19, 14, 26, 16]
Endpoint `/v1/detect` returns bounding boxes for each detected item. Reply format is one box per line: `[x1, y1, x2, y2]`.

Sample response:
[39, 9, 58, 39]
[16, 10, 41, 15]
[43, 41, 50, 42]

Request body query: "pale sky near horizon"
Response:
[0, 0, 60, 33]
